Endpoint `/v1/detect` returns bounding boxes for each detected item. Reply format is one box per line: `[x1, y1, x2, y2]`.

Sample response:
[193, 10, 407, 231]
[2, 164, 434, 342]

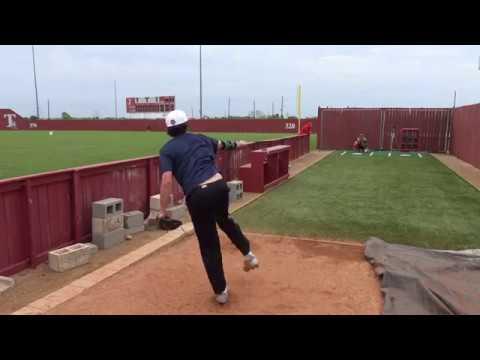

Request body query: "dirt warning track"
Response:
[46, 233, 382, 315]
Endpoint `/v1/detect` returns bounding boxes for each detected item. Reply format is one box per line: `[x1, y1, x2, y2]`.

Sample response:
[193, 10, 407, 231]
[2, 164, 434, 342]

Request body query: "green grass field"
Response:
[0, 131, 315, 179]
[234, 150, 480, 250]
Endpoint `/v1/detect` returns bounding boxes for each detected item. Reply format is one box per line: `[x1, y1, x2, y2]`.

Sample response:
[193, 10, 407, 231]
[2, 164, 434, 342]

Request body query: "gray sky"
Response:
[1, 45, 480, 118]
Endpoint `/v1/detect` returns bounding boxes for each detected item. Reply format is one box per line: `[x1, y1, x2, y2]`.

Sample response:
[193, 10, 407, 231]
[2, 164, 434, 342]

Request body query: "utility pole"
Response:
[281, 96, 284, 118]
[47, 99, 50, 119]
[199, 45, 203, 119]
[114, 80, 118, 119]
[272, 102, 274, 117]
[253, 98, 256, 119]
[32, 45, 40, 118]
[445, 90, 457, 154]
[228, 97, 231, 119]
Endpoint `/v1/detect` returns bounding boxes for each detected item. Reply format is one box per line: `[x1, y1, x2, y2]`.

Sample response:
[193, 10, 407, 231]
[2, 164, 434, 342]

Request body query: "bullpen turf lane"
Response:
[233, 150, 480, 250]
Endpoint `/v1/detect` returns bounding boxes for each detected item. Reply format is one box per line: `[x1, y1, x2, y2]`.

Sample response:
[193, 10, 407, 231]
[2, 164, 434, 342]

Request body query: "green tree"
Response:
[61, 112, 72, 119]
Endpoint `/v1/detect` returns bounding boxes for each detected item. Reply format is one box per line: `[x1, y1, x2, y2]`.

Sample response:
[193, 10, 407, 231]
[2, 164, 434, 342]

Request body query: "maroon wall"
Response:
[451, 103, 480, 169]
[0, 134, 310, 276]
[317, 107, 452, 153]
[16, 118, 316, 133]
[0, 109, 29, 130]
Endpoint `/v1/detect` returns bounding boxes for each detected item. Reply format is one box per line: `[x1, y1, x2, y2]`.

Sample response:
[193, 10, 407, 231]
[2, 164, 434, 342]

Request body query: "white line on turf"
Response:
[340, 151, 347, 156]
[352, 153, 363, 156]
[400, 154, 411, 157]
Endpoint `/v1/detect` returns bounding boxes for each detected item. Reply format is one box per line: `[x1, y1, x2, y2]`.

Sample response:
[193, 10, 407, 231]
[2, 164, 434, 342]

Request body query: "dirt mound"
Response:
[47, 233, 382, 315]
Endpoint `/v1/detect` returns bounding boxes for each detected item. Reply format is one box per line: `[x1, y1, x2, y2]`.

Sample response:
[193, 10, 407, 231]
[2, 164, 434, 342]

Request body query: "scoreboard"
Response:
[126, 96, 175, 113]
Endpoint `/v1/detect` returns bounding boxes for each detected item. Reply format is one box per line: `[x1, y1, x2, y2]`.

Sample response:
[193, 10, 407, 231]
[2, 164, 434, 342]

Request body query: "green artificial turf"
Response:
[234, 150, 480, 250]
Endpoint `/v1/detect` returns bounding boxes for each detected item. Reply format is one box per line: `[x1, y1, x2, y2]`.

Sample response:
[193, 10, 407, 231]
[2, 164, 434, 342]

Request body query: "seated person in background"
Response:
[353, 133, 369, 152]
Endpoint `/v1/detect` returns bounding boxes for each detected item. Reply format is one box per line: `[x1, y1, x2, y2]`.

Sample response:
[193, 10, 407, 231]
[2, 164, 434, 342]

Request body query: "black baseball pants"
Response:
[186, 179, 251, 294]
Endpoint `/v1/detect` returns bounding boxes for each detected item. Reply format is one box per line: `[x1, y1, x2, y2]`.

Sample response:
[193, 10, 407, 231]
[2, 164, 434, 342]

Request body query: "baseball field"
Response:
[3, 132, 480, 314]
[0, 131, 317, 179]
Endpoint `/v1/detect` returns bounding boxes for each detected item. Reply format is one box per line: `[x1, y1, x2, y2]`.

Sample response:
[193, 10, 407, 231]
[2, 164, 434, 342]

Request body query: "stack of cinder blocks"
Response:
[48, 243, 98, 272]
[123, 210, 145, 236]
[92, 198, 125, 249]
[147, 194, 187, 223]
[227, 180, 243, 202]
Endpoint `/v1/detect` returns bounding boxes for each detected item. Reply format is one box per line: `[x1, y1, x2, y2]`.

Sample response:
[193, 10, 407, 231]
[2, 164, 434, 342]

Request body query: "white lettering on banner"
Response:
[4, 114, 17, 128]
[285, 123, 296, 130]
[29, 122, 38, 128]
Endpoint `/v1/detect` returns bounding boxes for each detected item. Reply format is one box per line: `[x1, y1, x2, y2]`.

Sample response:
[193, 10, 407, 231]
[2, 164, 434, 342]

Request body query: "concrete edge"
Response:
[11, 223, 195, 315]
[244, 232, 364, 248]
[431, 153, 480, 192]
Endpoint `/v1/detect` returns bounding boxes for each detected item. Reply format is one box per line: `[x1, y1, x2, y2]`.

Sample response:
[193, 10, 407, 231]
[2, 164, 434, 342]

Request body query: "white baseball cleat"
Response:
[215, 286, 229, 305]
[244, 252, 259, 272]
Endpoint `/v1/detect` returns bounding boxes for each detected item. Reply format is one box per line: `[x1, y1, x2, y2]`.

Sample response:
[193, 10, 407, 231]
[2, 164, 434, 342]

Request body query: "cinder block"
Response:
[92, 214, 124, 235]
[228, 180, 243, 203]
[0, 276, 15, 294]
[227, 180, 243, 193]
[229, 191, 243, 202]
[84, 243, 98, 255]
[48, 243, 98, 272]
[145, 210, 161, 222]
[92, 198, 123, 219]
[92, 228, 125, 249]
[123, 211, 144, 229]
[167, 204, 188, 221]
[149, 194, 173, 211]
[125, 225, 145, 236]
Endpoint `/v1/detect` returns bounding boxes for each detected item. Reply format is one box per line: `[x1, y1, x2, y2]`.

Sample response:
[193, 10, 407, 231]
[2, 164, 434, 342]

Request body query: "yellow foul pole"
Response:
[296, 84, 302, 134]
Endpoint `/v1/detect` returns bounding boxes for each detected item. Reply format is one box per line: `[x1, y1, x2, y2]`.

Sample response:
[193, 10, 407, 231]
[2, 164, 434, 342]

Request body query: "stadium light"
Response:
[32, 46, 40, 118]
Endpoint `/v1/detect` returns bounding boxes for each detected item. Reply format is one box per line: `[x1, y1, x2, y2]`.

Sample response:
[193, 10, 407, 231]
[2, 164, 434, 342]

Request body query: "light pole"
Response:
[114, 80, 118, 119]
[199, 45, 203, 119]
[32, 45, 40, 118]
[228, 97, 231, 119]
[281, 96, 284, 118]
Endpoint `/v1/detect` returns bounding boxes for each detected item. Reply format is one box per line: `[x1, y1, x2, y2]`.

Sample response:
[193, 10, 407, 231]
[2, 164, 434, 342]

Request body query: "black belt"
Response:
[187, 179, 224, 200]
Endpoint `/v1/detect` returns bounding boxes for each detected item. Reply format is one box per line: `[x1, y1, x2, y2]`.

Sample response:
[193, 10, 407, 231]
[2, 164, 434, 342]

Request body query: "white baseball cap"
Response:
[165, 110, 188, 128]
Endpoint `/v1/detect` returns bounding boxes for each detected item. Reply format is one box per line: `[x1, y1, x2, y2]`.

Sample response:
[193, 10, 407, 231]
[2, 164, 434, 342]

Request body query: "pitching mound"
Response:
[47, 233, 382, 315]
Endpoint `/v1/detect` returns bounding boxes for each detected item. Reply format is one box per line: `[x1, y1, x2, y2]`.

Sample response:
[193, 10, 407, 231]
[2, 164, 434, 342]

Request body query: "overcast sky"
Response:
[1, 45, 480, 118]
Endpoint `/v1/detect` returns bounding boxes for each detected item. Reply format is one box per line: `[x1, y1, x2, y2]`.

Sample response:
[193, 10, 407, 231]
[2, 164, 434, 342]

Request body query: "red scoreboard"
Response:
[126, 96, 175, 113]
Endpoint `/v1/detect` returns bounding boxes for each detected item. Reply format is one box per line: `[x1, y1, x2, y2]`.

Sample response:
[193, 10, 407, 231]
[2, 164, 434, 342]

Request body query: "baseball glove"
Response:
[157, 216, 182, 231]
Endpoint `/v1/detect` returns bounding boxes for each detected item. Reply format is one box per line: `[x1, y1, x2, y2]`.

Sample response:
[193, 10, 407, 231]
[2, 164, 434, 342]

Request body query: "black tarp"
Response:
[364, 238, 480, 315]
